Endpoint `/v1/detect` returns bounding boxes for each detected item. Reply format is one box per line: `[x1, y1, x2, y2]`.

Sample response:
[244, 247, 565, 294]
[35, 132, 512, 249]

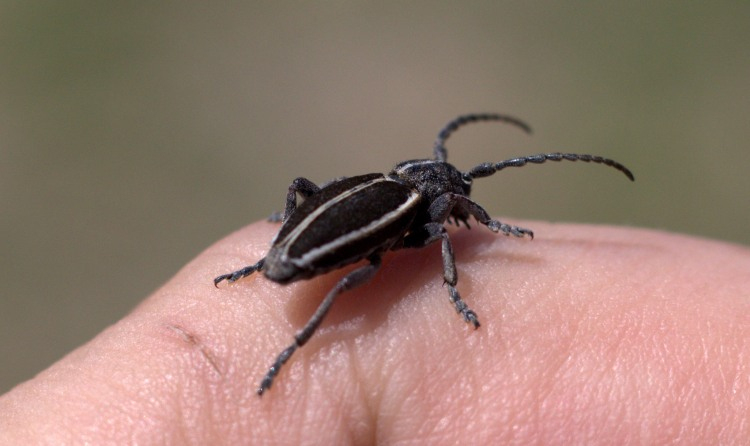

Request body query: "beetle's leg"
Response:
[403, 223, 480, 329]
[257, 255, 382, 396]
[267, 177, 321, 223]
[318, 176, 348, 188]
[214, 258, 265, 287]
[458, 197, 534, 239]
[429, 193, 534, 239]
[268, 177, 348, 221]
[267, 211, 284, 223]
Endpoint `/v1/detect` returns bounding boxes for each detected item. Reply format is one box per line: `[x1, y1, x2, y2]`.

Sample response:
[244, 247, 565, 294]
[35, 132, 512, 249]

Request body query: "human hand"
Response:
[2, 221, 749, 444]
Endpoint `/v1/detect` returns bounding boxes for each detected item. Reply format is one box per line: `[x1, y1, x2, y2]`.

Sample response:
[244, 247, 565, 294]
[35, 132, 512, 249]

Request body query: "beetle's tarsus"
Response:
[213, 274, 230, 287]
[257, 344, 297, 396]
[449, 286, 481, 328]
[486, 220, 534, 239]
[214, 259, 265, 287]
[465, 310, 481, 329]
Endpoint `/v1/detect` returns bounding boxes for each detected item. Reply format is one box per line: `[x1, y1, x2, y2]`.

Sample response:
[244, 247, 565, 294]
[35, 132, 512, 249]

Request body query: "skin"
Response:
[1, 221, 749, 445]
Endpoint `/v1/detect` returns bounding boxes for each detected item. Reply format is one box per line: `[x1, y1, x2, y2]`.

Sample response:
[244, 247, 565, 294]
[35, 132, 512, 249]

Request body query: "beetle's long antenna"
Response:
[468, 153, 635, 181]
[433, 113, 532, 162]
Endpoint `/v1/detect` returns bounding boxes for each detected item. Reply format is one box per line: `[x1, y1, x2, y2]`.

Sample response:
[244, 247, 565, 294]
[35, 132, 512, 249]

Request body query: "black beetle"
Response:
[215, 113, 634, 395]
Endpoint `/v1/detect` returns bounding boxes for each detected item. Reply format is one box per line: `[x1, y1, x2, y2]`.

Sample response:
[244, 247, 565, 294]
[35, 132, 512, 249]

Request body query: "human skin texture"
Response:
[1, 221, 749, 445]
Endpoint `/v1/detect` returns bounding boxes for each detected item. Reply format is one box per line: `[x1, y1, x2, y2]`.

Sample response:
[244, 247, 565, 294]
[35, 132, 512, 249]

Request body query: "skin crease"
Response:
[1, 220, 749, 445]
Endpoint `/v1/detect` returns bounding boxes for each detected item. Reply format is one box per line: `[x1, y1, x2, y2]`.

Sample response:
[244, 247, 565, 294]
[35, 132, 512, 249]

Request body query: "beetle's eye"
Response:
[462, 173, 473, 185]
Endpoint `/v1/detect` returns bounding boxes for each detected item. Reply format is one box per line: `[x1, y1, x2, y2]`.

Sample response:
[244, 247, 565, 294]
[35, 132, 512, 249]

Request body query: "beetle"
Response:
[215, 112, 634, 395]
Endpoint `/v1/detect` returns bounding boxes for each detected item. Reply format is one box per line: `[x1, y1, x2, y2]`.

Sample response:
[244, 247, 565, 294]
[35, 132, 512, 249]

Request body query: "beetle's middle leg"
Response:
[257, 254, 382, 396]
[268, 177, 321, 222]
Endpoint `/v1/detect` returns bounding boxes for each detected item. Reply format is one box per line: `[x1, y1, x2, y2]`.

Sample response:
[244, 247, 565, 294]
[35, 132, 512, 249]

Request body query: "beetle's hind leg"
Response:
[214, 258, 265, 286]
[403, 223, 480, 329]
[267, 177, 322, 223]
[257, 254, 382, 396]
[268, 177, 349, 222]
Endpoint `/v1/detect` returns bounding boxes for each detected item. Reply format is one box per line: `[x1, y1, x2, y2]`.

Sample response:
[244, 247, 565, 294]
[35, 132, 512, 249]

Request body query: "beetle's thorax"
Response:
[388, 159, 472, 203]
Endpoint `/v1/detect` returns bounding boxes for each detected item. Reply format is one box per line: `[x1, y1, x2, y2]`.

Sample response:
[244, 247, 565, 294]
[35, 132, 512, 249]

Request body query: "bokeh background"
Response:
[2, 2, 748, 394]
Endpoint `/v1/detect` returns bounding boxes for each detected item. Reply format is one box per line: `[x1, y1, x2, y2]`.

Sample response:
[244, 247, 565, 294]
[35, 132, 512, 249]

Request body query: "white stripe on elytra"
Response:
[283, 180, 419, 268]
[278, 178, 384, 248]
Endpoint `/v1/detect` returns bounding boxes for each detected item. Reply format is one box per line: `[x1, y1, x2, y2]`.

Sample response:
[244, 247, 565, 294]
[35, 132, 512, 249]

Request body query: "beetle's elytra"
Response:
[215, 112, 634, 395]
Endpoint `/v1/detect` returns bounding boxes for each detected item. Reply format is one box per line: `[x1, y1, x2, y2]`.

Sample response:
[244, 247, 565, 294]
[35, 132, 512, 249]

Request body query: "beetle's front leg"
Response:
[463, 198, 534, 239]
[268, 177, 321, 223]
[214, 258, 265, 286]
[403, 223, 480, 328]
[430, 193, 534, 239]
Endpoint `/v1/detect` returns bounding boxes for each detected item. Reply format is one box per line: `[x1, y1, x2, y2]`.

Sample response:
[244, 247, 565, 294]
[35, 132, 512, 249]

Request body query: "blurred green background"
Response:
[2, 2, 748, 394]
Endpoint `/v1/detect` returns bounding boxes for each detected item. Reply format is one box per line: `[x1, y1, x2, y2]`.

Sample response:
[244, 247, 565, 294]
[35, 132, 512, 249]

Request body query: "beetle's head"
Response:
[388, 159, 472, 203]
